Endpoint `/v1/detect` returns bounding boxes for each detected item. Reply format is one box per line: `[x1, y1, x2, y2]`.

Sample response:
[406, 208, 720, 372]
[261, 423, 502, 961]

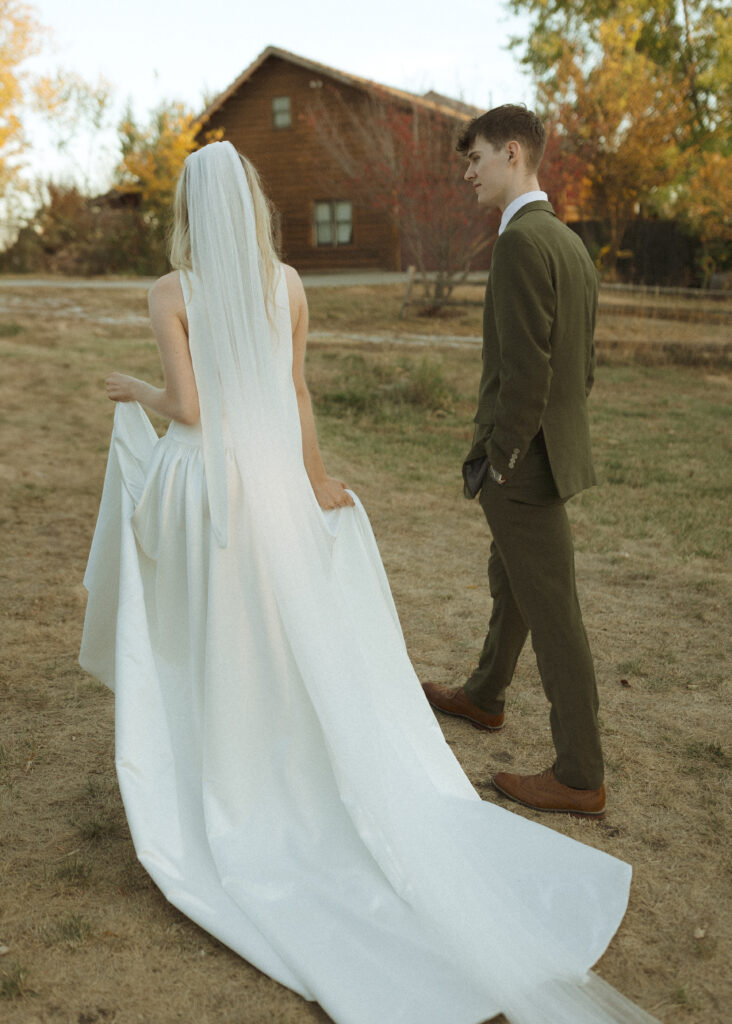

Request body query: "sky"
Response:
[22, 0, 535, 191]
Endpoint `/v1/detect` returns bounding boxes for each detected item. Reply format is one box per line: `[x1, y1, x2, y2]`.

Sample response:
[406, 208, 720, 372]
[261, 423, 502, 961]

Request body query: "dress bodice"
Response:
[166, 418, 204, 447]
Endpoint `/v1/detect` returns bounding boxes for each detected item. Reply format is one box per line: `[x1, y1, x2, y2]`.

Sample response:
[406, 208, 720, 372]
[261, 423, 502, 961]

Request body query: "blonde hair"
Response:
[169, 149, 280, 313]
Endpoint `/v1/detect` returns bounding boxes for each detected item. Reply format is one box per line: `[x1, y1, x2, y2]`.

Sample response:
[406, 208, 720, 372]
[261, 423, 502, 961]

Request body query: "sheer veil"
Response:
[177, 141, 661, 1024]
[183, 140, 290, 549]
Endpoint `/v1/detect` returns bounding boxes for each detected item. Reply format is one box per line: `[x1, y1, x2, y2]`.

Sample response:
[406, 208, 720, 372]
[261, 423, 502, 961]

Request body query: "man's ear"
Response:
[506, 141, 520, 164]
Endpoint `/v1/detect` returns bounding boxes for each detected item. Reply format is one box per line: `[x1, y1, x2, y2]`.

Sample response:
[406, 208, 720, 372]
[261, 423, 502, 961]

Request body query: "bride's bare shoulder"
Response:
[282, 262, 301, 284]
[148, 270, 185, 312]
[282, 263, 305, 300]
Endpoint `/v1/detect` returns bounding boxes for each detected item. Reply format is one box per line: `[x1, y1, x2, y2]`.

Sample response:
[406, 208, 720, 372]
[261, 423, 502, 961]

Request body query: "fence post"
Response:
[399, 265, 416, 319]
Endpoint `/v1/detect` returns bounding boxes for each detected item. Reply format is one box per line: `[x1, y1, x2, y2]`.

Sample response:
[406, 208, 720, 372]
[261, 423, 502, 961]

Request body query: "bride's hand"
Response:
[313, 477, 355, 510]
[106, 372, 139, 403]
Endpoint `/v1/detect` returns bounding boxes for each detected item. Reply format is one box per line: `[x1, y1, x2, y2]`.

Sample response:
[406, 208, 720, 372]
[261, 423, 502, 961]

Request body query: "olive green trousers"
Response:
[464, 466, 604, 790]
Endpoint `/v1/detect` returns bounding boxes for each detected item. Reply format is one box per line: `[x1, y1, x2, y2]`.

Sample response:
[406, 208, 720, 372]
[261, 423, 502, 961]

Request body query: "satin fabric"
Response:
[81, 393, 643, 1024]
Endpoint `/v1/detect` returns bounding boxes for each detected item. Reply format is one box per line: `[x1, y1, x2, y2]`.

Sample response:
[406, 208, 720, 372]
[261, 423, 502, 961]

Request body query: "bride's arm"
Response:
[105, 272, 200, 426]
[286, 265, 354, 509]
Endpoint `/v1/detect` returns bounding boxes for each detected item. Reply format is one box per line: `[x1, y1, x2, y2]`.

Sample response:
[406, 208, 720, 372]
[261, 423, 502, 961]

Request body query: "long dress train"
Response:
[80, 141, 659, 1024]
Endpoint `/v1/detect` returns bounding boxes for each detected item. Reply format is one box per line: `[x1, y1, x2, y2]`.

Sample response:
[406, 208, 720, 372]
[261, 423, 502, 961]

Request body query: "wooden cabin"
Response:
[198, 46, 477, 271]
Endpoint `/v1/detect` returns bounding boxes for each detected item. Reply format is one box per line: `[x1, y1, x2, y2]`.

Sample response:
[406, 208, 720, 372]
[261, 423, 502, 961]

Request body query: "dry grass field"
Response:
[1, 280, 730, 1024]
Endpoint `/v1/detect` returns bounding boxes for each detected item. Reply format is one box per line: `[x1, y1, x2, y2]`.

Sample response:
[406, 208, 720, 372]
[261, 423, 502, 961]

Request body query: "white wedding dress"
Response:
[80, 142, 659, 1024]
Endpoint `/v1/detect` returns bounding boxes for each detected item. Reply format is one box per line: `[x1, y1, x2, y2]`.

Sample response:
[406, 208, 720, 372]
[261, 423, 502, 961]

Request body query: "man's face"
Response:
[463, 136, 511, 210]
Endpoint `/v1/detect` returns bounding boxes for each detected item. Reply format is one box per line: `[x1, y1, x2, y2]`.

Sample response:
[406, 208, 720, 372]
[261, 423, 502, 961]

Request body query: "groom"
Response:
[423, 105, 606, 818]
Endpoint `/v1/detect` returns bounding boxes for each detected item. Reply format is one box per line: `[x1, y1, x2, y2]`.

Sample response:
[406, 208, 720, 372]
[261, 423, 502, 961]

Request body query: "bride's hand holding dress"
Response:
[105, 272, 198, 425]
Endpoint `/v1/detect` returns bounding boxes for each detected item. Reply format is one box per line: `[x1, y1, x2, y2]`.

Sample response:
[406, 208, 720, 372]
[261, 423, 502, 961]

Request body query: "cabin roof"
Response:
[199, 45, 477, 124]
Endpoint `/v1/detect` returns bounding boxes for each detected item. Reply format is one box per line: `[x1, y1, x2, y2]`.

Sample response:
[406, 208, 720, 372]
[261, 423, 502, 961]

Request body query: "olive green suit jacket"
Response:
[463, 200, 598, 500]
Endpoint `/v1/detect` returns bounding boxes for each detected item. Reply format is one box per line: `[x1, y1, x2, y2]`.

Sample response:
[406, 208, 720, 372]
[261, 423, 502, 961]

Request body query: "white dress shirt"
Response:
[499, 190, 548, 235]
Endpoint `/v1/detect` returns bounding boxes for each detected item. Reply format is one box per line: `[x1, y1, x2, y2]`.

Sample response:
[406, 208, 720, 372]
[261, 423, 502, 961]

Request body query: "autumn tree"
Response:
[534, 9, 686, 278]
[0, 0, 42, 209]
[0, 182, 149, 274]
[536, 121, 590, 222]
[508, 0, 731, 281]
[2, 97, 220, 274]
[117, 101, 199, 222]
[309, 88, 497, 311]
[116, 102, 221, 270]
[507, 0, 729, 147]
[673, 150, 732, 282]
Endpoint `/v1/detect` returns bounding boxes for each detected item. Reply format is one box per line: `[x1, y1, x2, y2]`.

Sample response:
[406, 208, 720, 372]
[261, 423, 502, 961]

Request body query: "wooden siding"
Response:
[203, 56, 401, 271]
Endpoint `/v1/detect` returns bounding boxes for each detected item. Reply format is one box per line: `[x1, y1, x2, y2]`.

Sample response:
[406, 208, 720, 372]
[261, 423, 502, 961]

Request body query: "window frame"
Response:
[271, 95, 291, 129]
[313, 199, 353, 248]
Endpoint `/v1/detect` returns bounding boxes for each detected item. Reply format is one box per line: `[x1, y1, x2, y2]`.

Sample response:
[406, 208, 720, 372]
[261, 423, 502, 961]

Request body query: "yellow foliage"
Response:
[543, 6, 687, 276]
[682, 152, 732, 246]
[0, 0, 43, 189]
[117, 104, 222, 221]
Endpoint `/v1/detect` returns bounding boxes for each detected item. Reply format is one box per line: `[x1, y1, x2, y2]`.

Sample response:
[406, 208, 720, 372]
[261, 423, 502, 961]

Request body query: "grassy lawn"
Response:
[0, 281, 729, 1023]
[306, 282, 731, 356]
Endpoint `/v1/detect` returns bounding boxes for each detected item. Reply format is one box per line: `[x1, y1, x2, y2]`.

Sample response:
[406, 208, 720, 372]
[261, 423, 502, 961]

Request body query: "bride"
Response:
[80, 141, 659, 1024]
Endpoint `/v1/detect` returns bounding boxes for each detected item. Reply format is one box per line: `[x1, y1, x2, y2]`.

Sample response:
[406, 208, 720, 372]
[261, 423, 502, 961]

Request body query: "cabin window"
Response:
[314, 201, 353, 246]
[272, 96, 291, 128]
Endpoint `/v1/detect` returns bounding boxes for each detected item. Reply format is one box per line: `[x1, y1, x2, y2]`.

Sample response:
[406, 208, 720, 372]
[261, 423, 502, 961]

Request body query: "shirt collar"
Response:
[499, 190, 549, 235]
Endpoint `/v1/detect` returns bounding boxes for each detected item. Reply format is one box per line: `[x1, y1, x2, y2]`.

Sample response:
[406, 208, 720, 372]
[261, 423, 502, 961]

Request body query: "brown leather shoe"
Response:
[422, 683, 505, 731]
[492, 767, 606, 819]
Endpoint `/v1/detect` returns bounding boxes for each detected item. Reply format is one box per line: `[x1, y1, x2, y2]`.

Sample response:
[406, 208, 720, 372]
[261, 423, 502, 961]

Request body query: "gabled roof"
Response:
[199, 45, 476, 124]
[422, 91, 482, 118]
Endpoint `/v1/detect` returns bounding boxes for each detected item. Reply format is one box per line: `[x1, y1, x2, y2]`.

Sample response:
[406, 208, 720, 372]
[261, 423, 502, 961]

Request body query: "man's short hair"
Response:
[456, 104, 546, 172]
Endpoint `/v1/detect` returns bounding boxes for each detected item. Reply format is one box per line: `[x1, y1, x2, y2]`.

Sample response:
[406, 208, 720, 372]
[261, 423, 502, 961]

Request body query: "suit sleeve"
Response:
[485, 230, 555, 478]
